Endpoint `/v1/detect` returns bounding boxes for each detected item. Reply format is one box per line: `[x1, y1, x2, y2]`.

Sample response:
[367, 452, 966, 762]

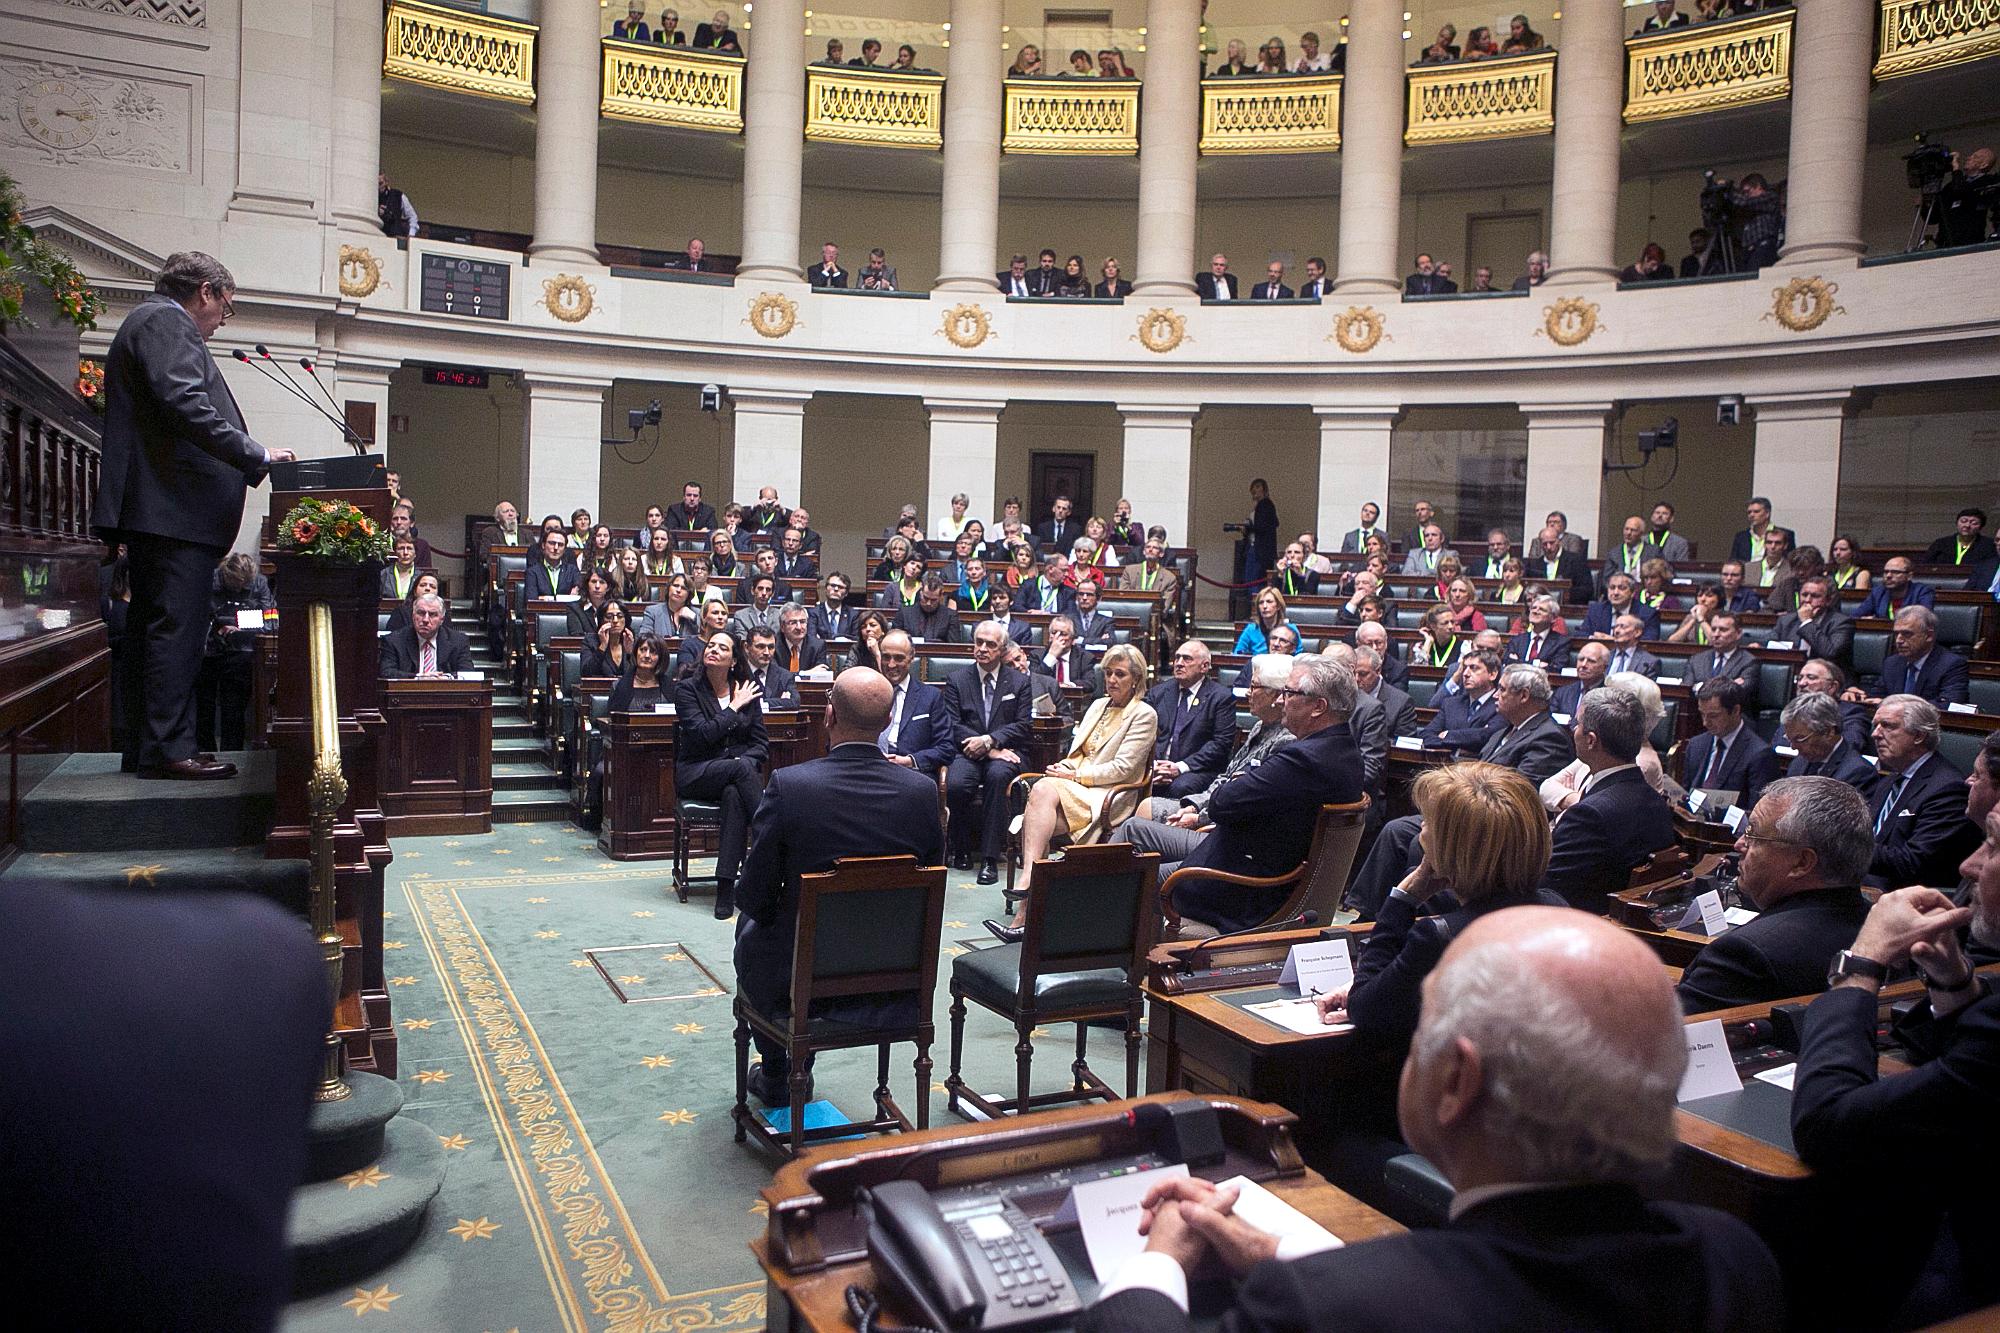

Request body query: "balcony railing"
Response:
[382, 0, 537, 104]
[1875, 0, 2000, 78]
[1200, 73, 1341, 155]
[804, 66, 944, 150]
[1404, 49, 1556, 145]
[1624, 8, 1793, 123]
[1002, 77, 1141, 155]
[601, 40, 746, 132]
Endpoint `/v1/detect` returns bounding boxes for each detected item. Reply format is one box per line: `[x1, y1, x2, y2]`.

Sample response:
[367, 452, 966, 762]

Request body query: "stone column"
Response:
[1777, 0, 1873, 266]
[1312, 406, 1400, 545]
[1332, 0, 1405, 293]
[1117, 405, 1200, 545]
[736, 0, 808, 282]
[924, 400, 1004, 530]
[1132, 0, 1202, 296]
[1746, 391, 1851, 549]
[730, 389, 812, 505]
[527, 0, 603, 264]
[330, 0, 383, 235]
[936, 0, 1003, 291]
[1542, 0, 1623, 287]
[519, 372, 610, 522]
[1520, 403, 1613, 554]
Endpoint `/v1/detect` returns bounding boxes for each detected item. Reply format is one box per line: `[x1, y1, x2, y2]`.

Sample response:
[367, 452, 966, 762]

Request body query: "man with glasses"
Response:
[807, 572, 857, 641]
[1675, 777, 1876, 1013]
[94, 252, 296, 781]
[1780, 693, 1875, 787]
[1864, 695, 1980, 891]
[1854, 555, 1936, 619]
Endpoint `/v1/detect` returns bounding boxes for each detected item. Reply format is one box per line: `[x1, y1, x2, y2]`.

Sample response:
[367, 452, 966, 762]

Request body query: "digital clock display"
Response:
[420, 365, 491, 389]
[420, 254, 510, 320]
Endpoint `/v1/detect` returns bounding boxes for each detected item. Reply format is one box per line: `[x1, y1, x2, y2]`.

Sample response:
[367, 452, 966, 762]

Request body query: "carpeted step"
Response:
[305, 1071, 405, 1182]
[494, 760, 561, 791]
[0, 846, 311, 915]
[19, 752, 275, 853]
[492, 789, 571, 822]
[288, 1113, 443, 1296]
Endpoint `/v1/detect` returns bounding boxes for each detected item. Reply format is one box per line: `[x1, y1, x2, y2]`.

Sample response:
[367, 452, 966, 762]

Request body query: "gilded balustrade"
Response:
[382, 0, 536, 104]
[1002, 77, 1141, 155]
[1623, 8, 1792, 123]
[804, 66, 944, 149]
[1199, 74, 1341, 155]
[1404, 50, 1556, 145]
[601, 40, 746, 133]
[1875, 0, 2000, 77]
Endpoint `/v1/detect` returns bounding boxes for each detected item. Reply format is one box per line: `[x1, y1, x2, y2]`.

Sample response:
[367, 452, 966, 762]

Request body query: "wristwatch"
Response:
[1827, 949, 1889, 988]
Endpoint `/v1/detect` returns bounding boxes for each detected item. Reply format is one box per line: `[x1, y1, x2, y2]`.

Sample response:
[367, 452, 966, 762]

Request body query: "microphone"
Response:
[297, 356, 368, 456]
[1183, 909, 1320, 970]
[238, 346, 367, 453]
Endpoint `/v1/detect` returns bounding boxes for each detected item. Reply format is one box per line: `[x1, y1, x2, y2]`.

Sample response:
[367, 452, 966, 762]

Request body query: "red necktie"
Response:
[421, 639, 436, 674]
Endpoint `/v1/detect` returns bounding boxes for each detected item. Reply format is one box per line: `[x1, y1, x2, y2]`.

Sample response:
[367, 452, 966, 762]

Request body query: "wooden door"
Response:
[1030, 452, 1095, 523]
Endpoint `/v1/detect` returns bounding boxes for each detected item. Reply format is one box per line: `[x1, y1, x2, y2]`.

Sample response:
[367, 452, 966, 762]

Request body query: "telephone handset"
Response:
[858, 1179, 1082, 1332]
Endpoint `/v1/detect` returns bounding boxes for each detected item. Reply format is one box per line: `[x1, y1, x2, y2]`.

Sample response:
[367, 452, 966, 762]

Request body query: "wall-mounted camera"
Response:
[1638, 417, 1679, 454]
[700, 383, 723, 413]
[1716, 395, 1743, 427]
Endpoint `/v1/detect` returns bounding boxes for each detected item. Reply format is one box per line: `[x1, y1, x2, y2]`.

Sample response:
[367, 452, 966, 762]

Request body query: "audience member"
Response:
[1865, 695, 1980, 891]
[775, 603, 825, 674]
[808, 241, 847, 288]
[941, 621, 1034, 884]
[1543, 687, 1678, 912]
[1854, 555, 1932, 617]
[1120, 538, 1181, 601]
[674, 628, 767, 918]
[1851, 605, 1970, 706]
[1924, 506, 1989, 568]
[1418, 23, 1459, 62]
[1214, 39, 1252, 76]
[1509, 250, 1548, 290]
[1683, 678, 1779, 808]
[1686, 612, 1757, 691]
[1637, 1, 1691, 34]
[1146, 640, 1237, 798]
[1252, 261, 1293, 300]
[1009, 45, 1043, 75]
[1196, 252, 1239, 300]
[1404, 253, 1455, 296]
[692, 7, 740, 51]
[1095, 257, 1134, 298]
[1421, 649, 1504, 753]
[1780, 692, 1874, 786]
[380, 592, 472, 679]
[1531, 524, 1593, 604]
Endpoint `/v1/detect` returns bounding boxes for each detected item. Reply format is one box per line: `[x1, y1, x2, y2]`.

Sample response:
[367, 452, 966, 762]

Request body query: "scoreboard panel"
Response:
[419, 254, 510, 320]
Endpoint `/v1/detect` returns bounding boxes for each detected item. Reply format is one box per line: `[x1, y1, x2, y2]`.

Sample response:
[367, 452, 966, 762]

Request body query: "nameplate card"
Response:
[1658, 676, 1683, 686]
[1392, 736, 1424, 751]
[235, 609, 264, 630]
[1774, 745, 1798, 759]
[1559, 667, 1578, 677]
[1721, 806, 1746, 833]
[1723, 905, 1758, 927]
[1217, 1175, 1342, 1252]
[1066, 1163, 1189, 1280]
[1753, 1063, 1798, 1091]
[1679, 889, 1727, 935]
[1676, 1018, 1744, 1102]
[556, 594, 581, 602]
[1552, 712, 1572, 726]
[1279, 937, 1354, 997]
[1948, 702, 1979, 715]
[1766, 639, 1796, 650]
[454, 671, 485, 681]
[653, 703, 673, 714]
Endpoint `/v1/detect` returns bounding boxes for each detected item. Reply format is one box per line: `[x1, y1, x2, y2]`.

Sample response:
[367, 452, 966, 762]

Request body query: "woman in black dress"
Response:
[583, 599, 635, 677]
[673, 627, 767, 919]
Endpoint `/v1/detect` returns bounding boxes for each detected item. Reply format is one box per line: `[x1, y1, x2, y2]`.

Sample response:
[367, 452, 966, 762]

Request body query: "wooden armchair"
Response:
[1156, 798, 1371, 939]
[999, 766, 1157, 905]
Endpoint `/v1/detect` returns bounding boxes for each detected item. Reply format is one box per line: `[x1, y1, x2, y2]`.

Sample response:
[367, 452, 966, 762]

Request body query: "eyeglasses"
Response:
[208, 285, 235, 318]
[1738, 830, 1805, 848]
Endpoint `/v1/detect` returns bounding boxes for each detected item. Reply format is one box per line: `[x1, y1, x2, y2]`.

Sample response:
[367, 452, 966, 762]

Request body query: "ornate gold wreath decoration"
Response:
[938, 303, 994, 349]
[1134, 307, 1188, 354]
[1328, 305, 1386, 354]
[1765, 276, 1844, 333]
[745, 291, 799, 339]
[1538, 296, 1602, 347]
[538, 274, 597, 323]
[336, 245, 382, 299]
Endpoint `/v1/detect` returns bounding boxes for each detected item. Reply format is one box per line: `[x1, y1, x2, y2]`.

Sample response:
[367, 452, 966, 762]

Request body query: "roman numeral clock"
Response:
[18, 78, 99, 152]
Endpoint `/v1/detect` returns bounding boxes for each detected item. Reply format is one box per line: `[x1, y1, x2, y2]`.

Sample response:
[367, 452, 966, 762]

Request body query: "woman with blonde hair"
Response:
[1233, 586, 1294, 654]
[987, 643, 1159, 938]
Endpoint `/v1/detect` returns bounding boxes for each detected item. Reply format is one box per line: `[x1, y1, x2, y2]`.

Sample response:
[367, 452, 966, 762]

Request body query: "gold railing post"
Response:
[307, 600, 352, 1103]
[1623, 9, 1794, 123]
[1874, 0, 2000, 78]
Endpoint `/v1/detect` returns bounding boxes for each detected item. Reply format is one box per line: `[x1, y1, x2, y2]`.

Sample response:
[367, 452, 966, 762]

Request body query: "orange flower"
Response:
[358, 518, 375, 535]
[292, 520, 318, 543]
[334, 520, 352, 538]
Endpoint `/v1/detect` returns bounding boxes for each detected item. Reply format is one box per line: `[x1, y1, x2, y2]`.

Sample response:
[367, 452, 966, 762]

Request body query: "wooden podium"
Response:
[263, 485, 397, 1078]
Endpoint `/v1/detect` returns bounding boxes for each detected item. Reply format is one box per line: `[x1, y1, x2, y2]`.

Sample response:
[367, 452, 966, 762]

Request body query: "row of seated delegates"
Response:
[814, 37, 933, 72]
[807, 242, 901, 290]
[608, 4, 739, 50]
[1406, 250, 1556, 296]
[1207, 30, 1343, 76]
[997, 249, 1138, 298]
[1634, 0, 1793, 37]
[1411, 12, 1548, 64]
[1193, 252, 1330, 300]
[1006, 45, 1135, 78]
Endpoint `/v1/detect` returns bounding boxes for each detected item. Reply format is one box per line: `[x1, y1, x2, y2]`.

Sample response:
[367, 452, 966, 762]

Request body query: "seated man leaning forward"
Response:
[1078, 908, 1783, 1333]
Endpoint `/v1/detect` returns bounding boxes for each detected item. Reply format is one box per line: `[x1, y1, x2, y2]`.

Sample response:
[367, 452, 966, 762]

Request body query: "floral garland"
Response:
[0, 170, 105, 332]
[274, 496, 391, 565]
[75, 358, 104, 411]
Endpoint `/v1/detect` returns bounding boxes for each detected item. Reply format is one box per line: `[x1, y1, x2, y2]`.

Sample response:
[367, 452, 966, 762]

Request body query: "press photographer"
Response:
[1938, 147, 1997, 249]
[1698, 171, 1785, 273]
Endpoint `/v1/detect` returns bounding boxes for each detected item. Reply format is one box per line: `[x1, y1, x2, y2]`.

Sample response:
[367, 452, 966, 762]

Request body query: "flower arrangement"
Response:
[0, 171, 105, 333]
[75, 358, 104, 411]
[274, 496, 391, 566]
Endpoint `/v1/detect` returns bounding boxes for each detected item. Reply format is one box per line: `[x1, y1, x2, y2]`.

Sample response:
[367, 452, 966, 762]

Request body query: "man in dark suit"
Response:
[1529, 526, 1594, 606]
[1506, 595, 1570, 668]
[1600, 614, 1662, 680]
[894, 575, 963, 644]
[732, 669, 943, 1105]
[379, 594, 475, 678]
[984, 584, 1036, 647]
[667, 480, 718, 532]
[1032, 615, 1094, 689]
[1597, 514, 1664, 595]
[998, 254, 1033, 298]
[1403, 252, 1454, 295]
[1353, 622, 1409, 692]
[1164, 656, 1362, 932]
[1250, 261, 1293, 300]
[1922, 506, 1988, 567]
[1081, 908, 1781, 1333]
[1635, 0, 1692, 33]
[1855, 606, 1971, 706]
[775, 604, 827, 674]
[808, 241, 847, 288]
[1676, 777, 1876, 1013]
[525, 527, 580, 601]
[1781, 693, 1876, 787]
[1854, 556, 1936, 619]
[1772, 577, 1855, 675]
[1023, 249, 1062, 297]
[0, 881, 329, 1330]
[773, 527, 816, 580]
[744, 626, 796, 708]
[1717, 560, 1765, 614]
[1298, 256, 1329, 301]
[876, 632, 954, 775]
[1685, 612, 1758, 692]
[1194, 252, 1238, 300]
[1421, 650, 1505, 754]
[1545, 688, 1678, 913]
[940, 621, 1035, 884]
[1728, 496, 1796, 564]
[1033, 496, 1078, 553]
[1683, 678, 1781, 810]
[1865, 694, 1980, 891]
[1337, 501, 1383, 553]
[1795, 657, 1874, 753]
[92, 253, 295, 780]
[1550, 641, 1610, 718]
[1017, 553, 1078, 618]
[1580, 573, 1661, 639]
[1146, 641, 1238, 798]
[1480, 665, 1577, 785]
[807, 572, 859, 641]
[1792, 876, 2000, 1329]
[1353, 645, 1416, 738]
[1069, 579, 1116, 644]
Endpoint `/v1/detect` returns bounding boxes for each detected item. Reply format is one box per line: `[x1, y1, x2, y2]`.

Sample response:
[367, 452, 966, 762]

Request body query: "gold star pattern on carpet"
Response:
[945, 946, 968, 957]
[402, 1018, 435, 1031]
[415, 1069, 452, 1084]
[340, 1165, 391, 1189]
[382, 909, 398, 918]
[749, 1199, 769, 1217]
[438, 1134, 471, 1151]
[491, 848, 512, 855]
[527, 896, 550, 904]
[616, 975, 646, 985]
[657, 1108, 696, 1126]
[660, 951, 689, 963]
[569, 959, 592, 968]
[390, 976, 418, 986]
[383, 940, 408, 950]
[693, 986, 724, 997]
[342, 1285, 400, 1315]
[535, 930, 561, 940]
[946, 921, 968, 929]
[640, 1055, 675, 1069]
[454, 859, 474, 866]
[632, 910, 655, 918]
[443, 841, 462, 848]
[528, 837, 547, 844]
[673, 1022, 704, 1035]
[543, 856, 562, 862]
[123, 863, 164, 886]
[448, 1216, 501, 1241]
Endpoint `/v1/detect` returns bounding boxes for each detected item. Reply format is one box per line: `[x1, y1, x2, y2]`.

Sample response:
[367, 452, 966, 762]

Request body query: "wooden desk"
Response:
[377, 678, 492, 836]
[599, 707, 819, 860]
[752, 1092, 1400, 1333]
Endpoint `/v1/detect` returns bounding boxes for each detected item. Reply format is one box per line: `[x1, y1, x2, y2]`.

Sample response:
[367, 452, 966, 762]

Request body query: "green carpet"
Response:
[282, 824, 1148, 1332]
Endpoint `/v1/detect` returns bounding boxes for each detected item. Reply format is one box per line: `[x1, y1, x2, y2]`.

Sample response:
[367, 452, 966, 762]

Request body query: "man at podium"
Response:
[91, 252, 293, 780]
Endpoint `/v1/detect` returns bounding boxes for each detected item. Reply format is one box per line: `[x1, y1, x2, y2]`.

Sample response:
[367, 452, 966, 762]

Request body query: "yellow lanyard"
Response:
[393, 566, 414, 598]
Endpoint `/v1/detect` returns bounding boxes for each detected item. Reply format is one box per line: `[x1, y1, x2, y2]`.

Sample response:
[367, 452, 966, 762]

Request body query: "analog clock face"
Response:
[19, 79, 98, 151]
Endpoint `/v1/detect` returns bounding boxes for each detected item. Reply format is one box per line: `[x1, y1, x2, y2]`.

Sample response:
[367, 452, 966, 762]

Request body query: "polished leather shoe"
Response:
[983, 918, 1024, 945]
[139, 758, 237, 781]
[951, 851, 972, 871]
[713, 884, 735, 920]
[976, 860, 999, 885]
[745, 1062, 813, 1109]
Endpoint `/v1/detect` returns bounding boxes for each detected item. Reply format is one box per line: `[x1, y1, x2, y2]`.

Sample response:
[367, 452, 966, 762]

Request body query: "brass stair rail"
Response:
[307, 600, 352, 1103]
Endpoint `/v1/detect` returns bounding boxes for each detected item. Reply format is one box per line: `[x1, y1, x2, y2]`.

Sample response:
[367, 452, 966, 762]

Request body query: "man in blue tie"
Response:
[1864, 694, 1980, 891]
[940, 621, 1034, 884]
[1145, 641, 1237, 798]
